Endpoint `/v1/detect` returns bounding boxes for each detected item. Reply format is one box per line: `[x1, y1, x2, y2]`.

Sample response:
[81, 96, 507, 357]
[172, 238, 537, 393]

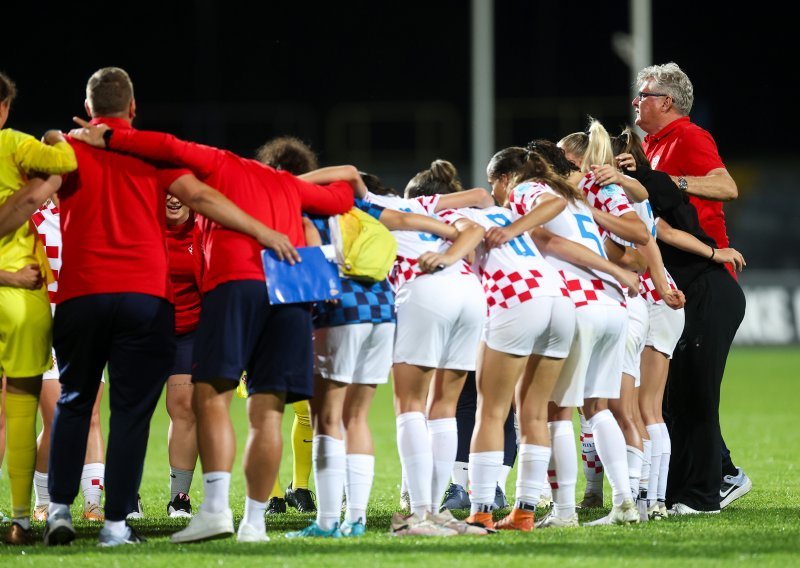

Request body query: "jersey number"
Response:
[574, 213, 607, 259]
[486, 213, 535, 257]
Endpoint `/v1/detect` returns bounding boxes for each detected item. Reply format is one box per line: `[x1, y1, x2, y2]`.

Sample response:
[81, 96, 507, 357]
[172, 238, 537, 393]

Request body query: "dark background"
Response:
[3, 1, 795, 267]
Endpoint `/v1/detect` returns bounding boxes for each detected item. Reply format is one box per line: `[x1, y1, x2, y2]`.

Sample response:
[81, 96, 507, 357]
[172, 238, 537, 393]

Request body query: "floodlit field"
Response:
[1, 348, 798, 566]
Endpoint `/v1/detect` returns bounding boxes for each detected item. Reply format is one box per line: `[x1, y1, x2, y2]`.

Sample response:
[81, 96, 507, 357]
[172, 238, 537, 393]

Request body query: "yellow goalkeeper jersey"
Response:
[0, 128, 77, 272]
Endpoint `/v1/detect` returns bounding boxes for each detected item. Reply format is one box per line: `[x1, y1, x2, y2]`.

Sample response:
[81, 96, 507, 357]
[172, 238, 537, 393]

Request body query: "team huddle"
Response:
[0, 62, 750, 546]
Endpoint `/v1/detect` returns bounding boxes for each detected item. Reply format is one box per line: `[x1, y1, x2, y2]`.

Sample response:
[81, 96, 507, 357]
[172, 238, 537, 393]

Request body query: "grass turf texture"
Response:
[1, 347, 798, 566]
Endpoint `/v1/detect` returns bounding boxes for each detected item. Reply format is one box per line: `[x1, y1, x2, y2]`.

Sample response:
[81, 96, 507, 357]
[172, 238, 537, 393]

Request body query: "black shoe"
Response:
[285, 483, 317, 513]
[167, 492, 193, 518]
[266, 497, 287, 515]
[494, 484, 509, 509]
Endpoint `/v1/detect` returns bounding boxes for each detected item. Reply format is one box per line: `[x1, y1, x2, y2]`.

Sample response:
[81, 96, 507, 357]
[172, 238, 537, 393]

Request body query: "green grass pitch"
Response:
[1, 347, 798, 566]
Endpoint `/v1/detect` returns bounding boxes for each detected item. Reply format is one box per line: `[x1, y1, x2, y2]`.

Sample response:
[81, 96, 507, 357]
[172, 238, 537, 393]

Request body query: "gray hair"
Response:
[636, 62, 694, 115]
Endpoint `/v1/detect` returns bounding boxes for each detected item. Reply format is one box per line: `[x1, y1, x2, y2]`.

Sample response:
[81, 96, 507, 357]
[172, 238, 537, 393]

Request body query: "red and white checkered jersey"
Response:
[364, 191, 472, 290]
[444, 206, 568, 314]
[30, 201, 61, 305]
[627, 202, 677, 304]
[578, 172, 633, 241]
[508, 181, 625, 307]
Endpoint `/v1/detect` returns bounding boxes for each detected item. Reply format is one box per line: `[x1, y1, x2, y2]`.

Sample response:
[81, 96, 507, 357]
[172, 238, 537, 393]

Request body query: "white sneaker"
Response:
[669, 503, 720, 516]
[171, 508, 234, 543]
[647, 503, 665, 520]
[585, 499, 639, 526]
[426, 510, 489, 535]
[720, 468, 752, 509]
[236, 522, 270, 543]
[535, 509, 579, 528]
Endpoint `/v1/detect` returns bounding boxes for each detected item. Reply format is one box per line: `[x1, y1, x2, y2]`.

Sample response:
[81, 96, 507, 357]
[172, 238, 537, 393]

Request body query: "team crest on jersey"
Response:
[188, 245, 193, 255]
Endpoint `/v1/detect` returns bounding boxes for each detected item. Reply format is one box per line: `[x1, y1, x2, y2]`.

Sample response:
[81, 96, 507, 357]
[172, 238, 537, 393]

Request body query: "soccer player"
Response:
[70, 101, 356, 544]
[559, 122, 683, 522]
[0, 71, 78, 545]
[254, 136, 324, 515]
[490, 141, 640, 527]
[363, 160, 487, 536]
[30, 197, 106, 524]
[45, 67, 292, 547]
[444, 153, 576, 532]
[164, 193, 203, 518]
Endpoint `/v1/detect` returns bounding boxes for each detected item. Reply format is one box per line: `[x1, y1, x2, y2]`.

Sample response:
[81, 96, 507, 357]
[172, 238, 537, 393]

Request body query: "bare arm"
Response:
[378, 209, 459, 240]
[0, 265, 44, 290]
[531, 228, 640, 297]
[672, 168, 738, 201]
[302, 217, 322, 247]
[657, 218, 746, 271]
[637, 236, 686, 309]
[486, 193, 566, 249]
[417, 218, 485, 273]
[590, 208, 650, 246]
[299, 165, 367, 199]
[604, 240, 647, 275]
[0, 176, 62, 238]
[433, 188, 494, 212]
[168, 174, 301, 264]
[590, 164, 648, 203]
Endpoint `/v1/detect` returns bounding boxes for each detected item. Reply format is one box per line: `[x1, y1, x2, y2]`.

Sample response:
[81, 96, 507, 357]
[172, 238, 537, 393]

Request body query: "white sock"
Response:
[451, 460, 469, 488]
[427, 418, 458, 513]
[313, 435, 346, 531]
[81, 462, 105, 507]
[640, 438, 652, 497]
[201, 471, 231, 513]
[626, 445, 643, 500]
[396, 412, 432, 516]
[541, 469, 552, 500]
[103, 519, 127, 537]
[580, 414, 604, 495]
[34, 470, 50, 507]
[657, 423, 671, 502]
[589, 410, 630, 507]
[241, 496, 267, 531]
[646, 424, 662, 503]
[345, 454, 374, 525]
[170, 467, 194, 500]
[516, 444, 550, 507]
[548, 420, 577, 519]
[468, 451, 503, 514]
[497, 464, 511, 496]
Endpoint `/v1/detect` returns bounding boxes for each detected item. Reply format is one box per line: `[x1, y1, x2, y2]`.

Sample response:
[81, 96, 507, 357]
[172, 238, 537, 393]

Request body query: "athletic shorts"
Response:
[170, 330, 196, 377]
[393, 274, 485, 371]
[623, 295, 649, 386]
[483, 296, 575, 357]
[314, 323, 394, 384]
[192, 280, 313, 403]
[0, 286, 52, 377]
[646, 303, 685, 358]
[550, 304, 627, 407]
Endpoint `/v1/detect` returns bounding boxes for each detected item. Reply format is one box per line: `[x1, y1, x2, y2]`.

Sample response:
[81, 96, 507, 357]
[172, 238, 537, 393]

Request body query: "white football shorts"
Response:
[484, 296, 575, 357]
[393, 273, 486, 370]
[314, 322, 394, 385]
[550, 304, 627, 407]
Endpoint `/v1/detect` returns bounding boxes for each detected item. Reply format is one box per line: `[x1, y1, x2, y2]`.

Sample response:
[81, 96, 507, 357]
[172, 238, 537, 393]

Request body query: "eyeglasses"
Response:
[637, 91, 669, 100]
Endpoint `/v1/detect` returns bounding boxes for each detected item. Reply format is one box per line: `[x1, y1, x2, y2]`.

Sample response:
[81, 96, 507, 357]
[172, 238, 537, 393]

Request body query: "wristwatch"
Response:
[677, 177, 688, 192]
